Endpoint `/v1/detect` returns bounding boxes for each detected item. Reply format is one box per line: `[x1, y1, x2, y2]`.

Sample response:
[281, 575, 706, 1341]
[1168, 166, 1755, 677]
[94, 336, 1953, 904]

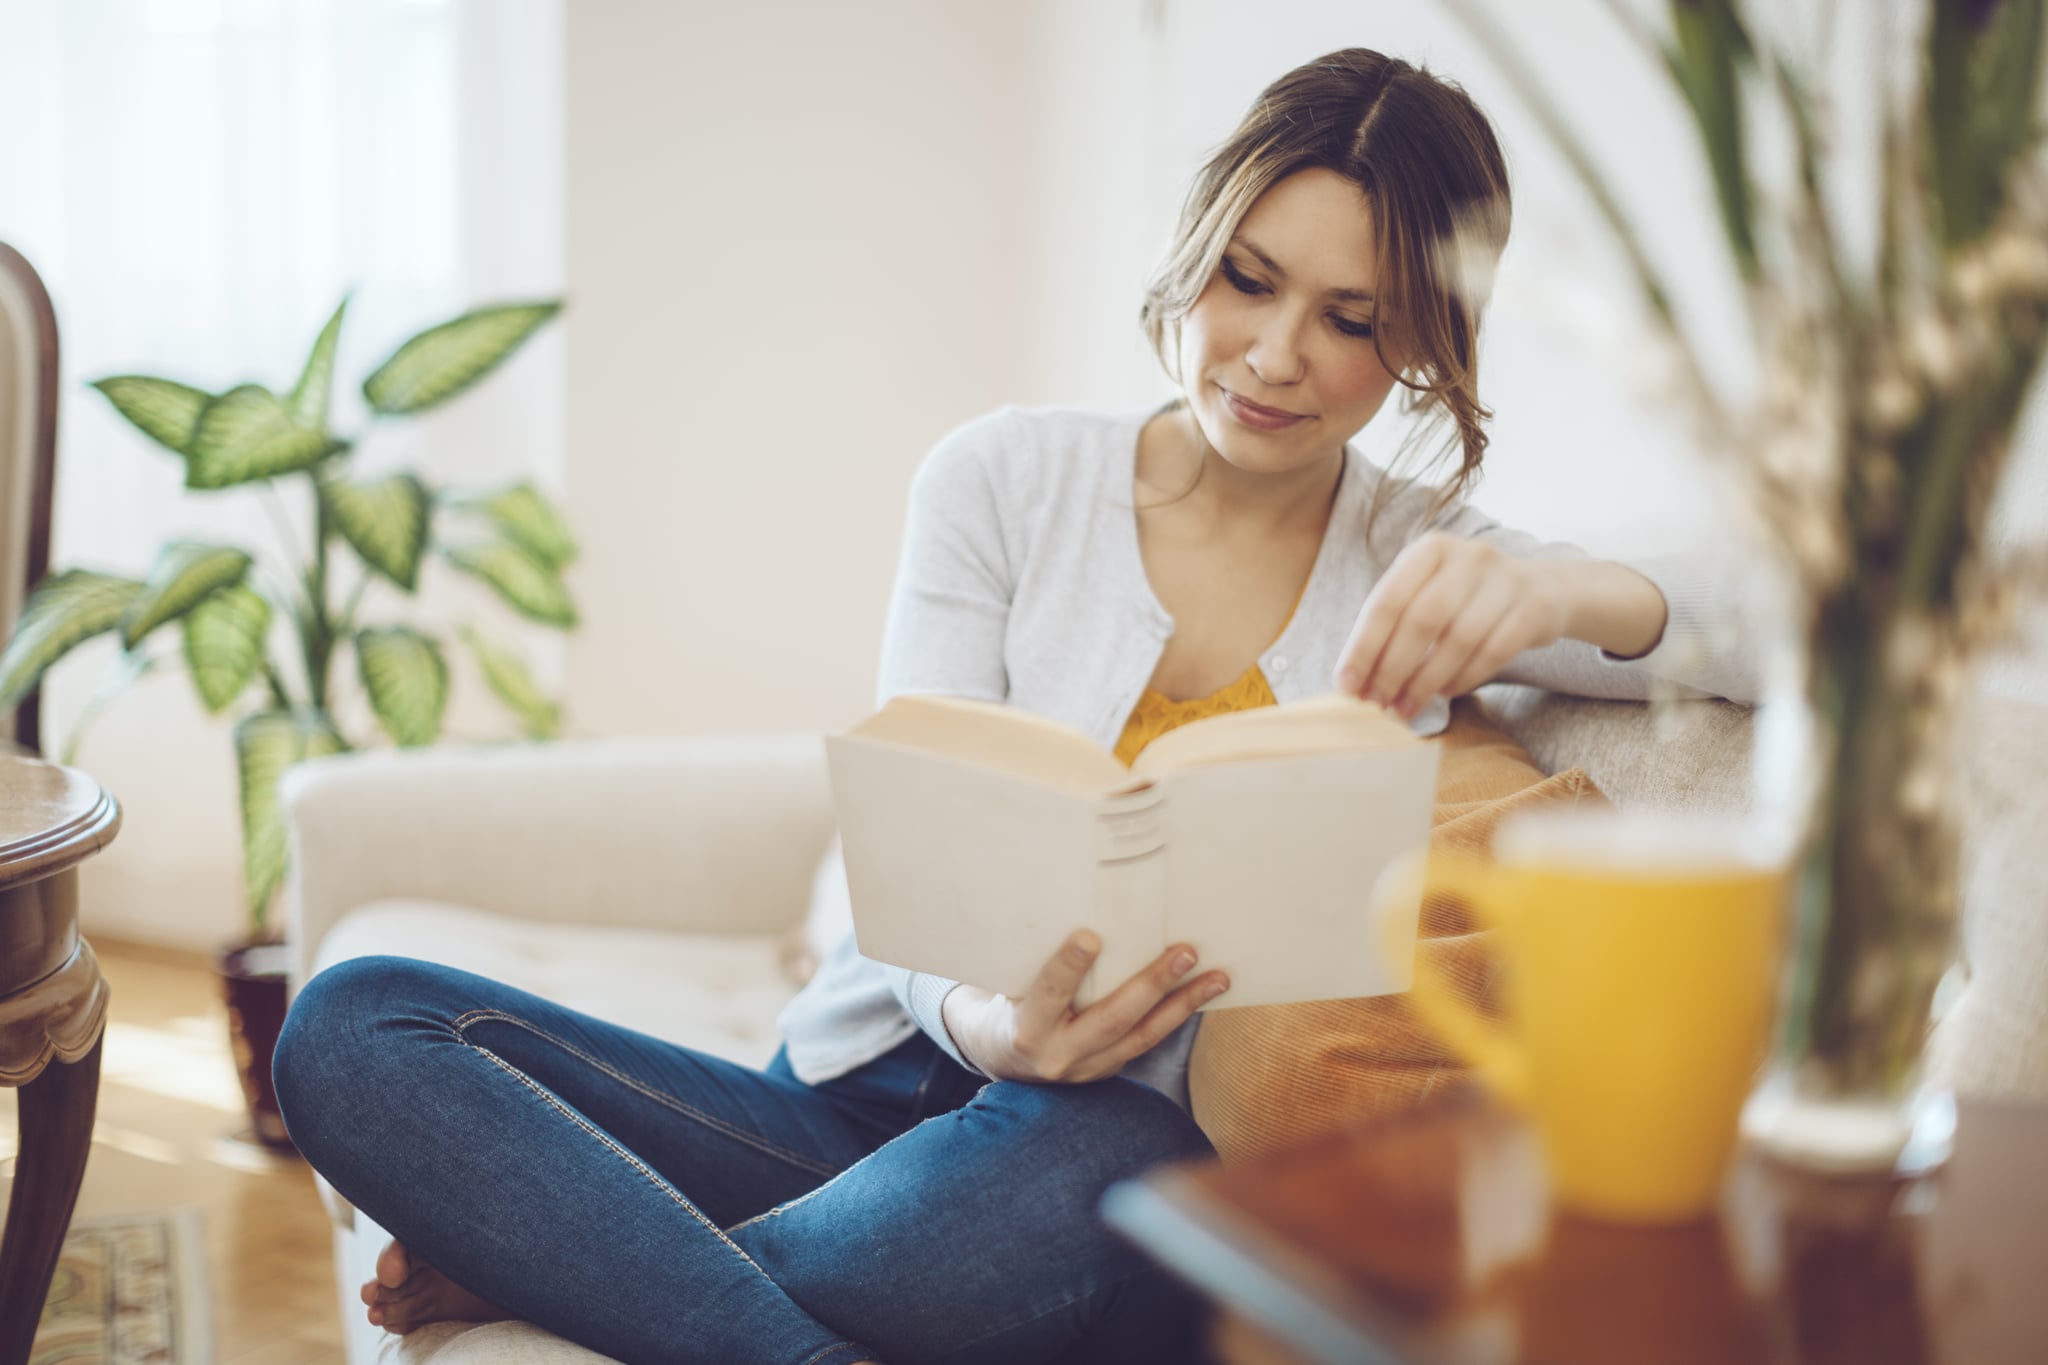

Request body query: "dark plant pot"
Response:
[219, 938, 298, 1154]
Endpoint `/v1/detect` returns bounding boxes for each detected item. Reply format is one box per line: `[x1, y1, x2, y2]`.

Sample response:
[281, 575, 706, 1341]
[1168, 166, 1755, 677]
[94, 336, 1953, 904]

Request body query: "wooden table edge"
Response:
[1102, 1164, 1418, 1365]
[0, 787, 121, 892]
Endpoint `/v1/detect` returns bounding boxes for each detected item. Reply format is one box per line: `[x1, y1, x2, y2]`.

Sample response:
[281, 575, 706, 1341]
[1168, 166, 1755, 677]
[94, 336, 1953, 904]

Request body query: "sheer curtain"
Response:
[0, 0, 565, 949]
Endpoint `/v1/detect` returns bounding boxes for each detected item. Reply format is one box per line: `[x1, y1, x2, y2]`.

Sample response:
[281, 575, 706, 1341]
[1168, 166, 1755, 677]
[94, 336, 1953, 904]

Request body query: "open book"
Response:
[825, 692, 1441, 1010]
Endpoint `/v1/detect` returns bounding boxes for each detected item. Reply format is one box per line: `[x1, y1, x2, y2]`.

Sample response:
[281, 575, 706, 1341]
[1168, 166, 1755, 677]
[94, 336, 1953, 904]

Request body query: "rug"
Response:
[31, 1209, 214, 1364]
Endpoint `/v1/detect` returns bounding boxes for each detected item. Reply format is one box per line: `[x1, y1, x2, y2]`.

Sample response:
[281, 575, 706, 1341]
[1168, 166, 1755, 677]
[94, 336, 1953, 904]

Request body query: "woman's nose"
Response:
[1245, 316, 1306, 386]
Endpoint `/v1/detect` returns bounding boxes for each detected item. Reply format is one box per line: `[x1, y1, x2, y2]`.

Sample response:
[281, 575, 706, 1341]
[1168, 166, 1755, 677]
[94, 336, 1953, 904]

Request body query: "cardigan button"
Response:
[1268, 654, 1289, 673]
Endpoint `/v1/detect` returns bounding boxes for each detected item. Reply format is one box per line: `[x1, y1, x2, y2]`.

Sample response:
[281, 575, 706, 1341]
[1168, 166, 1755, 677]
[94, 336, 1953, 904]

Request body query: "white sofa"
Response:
[278, 683, 2048, 1365]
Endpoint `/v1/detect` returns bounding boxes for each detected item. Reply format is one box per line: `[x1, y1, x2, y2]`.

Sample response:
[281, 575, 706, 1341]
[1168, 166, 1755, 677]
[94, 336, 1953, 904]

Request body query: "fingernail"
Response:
[1172, 950, 1195, 975]
[1074, 930, 1101, 955]
[1205, 980, 1228, 1000]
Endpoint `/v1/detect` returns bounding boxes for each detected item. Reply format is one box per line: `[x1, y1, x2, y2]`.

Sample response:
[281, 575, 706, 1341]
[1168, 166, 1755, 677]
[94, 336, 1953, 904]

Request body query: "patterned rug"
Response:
[32, 1209, 214, 1364]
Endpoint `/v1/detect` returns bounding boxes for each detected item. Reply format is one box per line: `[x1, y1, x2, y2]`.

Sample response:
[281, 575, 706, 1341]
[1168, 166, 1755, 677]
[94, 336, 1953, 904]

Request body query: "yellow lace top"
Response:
[1112, 584, 1306, 767]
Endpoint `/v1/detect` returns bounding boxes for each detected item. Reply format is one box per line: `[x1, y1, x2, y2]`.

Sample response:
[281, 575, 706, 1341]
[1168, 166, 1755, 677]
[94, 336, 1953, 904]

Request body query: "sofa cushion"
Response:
[310, 900, 800, 1071]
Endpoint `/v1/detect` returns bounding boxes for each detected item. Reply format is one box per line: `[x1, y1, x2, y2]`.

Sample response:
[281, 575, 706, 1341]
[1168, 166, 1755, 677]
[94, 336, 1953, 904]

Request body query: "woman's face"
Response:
[1176, 166, 1405, 475]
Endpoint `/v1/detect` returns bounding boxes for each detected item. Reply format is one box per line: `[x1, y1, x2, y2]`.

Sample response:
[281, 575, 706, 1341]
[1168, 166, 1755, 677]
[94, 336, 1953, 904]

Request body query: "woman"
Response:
[274, 48, 1757, 1365]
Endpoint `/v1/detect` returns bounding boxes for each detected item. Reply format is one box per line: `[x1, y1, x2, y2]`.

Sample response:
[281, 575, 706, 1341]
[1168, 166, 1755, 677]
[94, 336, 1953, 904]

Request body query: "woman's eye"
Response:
[1219, 257, 1268, 295]
[1333, 316, 1375, 339]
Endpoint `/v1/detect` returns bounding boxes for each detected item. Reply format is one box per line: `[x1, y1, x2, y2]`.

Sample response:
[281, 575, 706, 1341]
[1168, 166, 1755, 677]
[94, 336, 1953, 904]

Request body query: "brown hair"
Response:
[1138, 48, 1512, 550]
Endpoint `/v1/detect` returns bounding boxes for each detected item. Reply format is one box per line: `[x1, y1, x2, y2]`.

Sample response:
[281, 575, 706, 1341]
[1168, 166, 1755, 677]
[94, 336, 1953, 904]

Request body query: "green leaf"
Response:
[59, 649, 162, 767]
[1928, 0, 2047, 250]
[323, 473, 432, 591]
[440, 540, 578, 628]
[91, 376, 212, 454]
[235, 708, 348, 924]
[1670, 0, 1757, 281]
[459, 626, 560, 739]
[355, 626, 449, 748]
[119, 542, 253, 648]
[442, 481, 577, 569]
[184, 584, 273, 713]
[362, 300, 563, 416]
[186, 384, 349, 490]
[290, 296, 349, 430]
[0, 570, 148, 710]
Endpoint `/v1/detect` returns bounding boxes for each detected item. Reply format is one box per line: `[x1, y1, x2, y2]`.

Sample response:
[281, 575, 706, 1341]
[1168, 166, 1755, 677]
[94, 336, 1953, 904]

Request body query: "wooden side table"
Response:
[1104, 1087, 2048, 1365]
[0, 751, 120, 1362]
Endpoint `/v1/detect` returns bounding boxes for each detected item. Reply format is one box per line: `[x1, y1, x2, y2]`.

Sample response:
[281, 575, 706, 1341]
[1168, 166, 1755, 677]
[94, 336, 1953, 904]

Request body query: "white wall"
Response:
[561, 0, 1045, 738]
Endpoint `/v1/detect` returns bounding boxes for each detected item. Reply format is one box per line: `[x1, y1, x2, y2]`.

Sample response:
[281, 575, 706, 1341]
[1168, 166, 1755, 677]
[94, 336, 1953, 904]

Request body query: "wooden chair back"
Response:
[0, 241, 60, 754]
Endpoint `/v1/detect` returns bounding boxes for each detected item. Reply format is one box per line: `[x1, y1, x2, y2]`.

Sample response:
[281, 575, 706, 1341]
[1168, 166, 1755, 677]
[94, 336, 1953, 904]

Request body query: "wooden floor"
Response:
[2, 934, 350, 1364]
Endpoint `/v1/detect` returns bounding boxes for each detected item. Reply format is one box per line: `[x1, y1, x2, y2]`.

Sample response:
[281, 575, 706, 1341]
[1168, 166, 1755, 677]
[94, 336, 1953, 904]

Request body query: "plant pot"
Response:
[218, 938, 298, 1154]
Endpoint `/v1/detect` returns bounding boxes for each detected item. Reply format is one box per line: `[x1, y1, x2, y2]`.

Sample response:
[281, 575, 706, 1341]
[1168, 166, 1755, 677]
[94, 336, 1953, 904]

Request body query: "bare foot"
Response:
[360, 1237, 516, 1334]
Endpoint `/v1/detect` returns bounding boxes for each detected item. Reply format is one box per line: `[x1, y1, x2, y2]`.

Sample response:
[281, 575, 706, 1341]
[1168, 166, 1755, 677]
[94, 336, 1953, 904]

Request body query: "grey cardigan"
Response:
[777, 400, 1764, 1109]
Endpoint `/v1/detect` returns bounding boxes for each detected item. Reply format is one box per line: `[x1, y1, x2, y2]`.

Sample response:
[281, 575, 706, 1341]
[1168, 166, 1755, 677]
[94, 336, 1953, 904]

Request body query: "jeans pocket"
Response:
[910, 1043, 984, 1123]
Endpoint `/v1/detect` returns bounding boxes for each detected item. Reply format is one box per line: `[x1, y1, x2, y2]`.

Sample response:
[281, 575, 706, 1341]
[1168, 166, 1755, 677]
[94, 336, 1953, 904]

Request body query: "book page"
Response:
[1131, 691, 1417, 776]
[852, 694, 1132, 796]
[1159, 744, 1442, 1006]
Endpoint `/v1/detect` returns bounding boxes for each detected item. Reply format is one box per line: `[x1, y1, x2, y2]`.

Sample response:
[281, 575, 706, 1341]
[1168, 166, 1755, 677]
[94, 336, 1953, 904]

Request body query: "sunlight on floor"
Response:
[98, 1017, 247, 1113]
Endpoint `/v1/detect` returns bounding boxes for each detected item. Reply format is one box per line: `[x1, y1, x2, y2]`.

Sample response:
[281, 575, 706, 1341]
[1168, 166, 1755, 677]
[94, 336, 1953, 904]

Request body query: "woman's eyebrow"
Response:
[1230, 235, 1374, 303]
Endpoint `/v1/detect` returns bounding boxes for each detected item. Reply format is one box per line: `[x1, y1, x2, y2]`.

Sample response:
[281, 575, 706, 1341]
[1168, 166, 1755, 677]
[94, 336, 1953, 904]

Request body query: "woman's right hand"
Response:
[939, 931, 1229, 1083]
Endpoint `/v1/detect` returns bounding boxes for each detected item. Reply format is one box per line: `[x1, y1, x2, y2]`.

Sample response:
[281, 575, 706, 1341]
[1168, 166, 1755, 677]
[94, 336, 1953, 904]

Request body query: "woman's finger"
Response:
[1439, 602, 1539, 698]
[1335, 534, 1448, 697]
[1360, 551, 1480, 708]
[1079, 971, 1231, 1078]
[1016, 929, 1102, 1037]
[1063, 941, 1202, 1058]
[1390, 574, 1516, 714]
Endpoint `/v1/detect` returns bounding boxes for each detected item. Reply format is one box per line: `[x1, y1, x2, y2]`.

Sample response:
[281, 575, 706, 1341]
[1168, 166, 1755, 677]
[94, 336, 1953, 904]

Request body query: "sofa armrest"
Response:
[1474, 682, 1758, 816]
[279, 733, 835, 998]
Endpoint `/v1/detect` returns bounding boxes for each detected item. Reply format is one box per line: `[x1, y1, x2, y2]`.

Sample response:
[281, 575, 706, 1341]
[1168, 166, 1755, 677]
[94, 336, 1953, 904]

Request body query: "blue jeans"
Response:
[272, 955, 1216, 1365]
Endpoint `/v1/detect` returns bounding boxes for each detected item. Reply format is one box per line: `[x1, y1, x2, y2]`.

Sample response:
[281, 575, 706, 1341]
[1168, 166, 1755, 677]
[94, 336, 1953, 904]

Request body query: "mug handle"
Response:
[1373, 846, 1533, 1111]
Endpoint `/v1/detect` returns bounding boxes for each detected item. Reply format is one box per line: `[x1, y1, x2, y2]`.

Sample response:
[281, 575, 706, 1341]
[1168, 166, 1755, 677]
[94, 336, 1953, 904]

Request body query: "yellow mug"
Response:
[1375, 808, 1788, 1223]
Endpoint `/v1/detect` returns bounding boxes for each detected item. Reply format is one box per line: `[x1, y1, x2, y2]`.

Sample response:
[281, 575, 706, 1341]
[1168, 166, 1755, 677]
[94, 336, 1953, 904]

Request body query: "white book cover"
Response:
[826, 692, 1440, 1009]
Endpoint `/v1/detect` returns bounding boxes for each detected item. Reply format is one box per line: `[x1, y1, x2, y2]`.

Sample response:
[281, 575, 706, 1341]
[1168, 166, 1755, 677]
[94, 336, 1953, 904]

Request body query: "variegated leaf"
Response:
[440, 541, 577, 628]
[184, 585, 273, 713]
[459, 626, 559, 739]
[235, 708, 348, 926]
[442, 481, 577, 569]
[186, 384, 348, 489]
[324, 473, 432, 591]
[290, 296, 349, 430]
[91, 376, 212, 454]
[362, 301, 563, 415]
[355, 626, 449, 748]
[120, 542, 253, 648]
[0, 570, 147, 710]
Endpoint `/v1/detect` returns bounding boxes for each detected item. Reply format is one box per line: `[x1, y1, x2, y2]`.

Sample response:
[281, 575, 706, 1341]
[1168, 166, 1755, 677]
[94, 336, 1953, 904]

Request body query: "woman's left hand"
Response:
[1334, 530, 1570, 719]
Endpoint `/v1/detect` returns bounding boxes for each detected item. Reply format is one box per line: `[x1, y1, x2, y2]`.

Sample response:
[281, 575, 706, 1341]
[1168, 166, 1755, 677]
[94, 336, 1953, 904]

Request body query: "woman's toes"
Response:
[375, 1236, 415, 1290]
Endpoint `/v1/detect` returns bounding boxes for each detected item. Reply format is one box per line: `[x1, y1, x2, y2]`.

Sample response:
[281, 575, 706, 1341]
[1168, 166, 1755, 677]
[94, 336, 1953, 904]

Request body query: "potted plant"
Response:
[0, 295, 575, 1150]
[1447, 0, 2046, 1169]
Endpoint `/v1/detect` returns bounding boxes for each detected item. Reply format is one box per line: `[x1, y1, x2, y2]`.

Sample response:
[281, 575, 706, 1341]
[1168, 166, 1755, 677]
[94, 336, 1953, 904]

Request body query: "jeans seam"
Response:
[451, 1007, 840, 1180]
[462, 1039, 784, 1288]
[794, 1343, 869, 1365]
[727, 1081, 999, 1235]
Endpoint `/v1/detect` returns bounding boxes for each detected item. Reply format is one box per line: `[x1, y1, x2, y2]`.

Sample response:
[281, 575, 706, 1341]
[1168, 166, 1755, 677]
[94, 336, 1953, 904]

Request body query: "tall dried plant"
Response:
[1447, 0, 2047, 1097]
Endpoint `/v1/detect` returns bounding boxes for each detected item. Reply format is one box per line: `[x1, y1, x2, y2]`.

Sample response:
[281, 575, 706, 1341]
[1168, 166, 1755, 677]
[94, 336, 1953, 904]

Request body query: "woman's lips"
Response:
[1220, 386, 1308, 430]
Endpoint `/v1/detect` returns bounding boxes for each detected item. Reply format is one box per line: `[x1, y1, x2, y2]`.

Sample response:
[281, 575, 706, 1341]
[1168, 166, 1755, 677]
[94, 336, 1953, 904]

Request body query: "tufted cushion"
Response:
[310, 900, 800, 1071]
